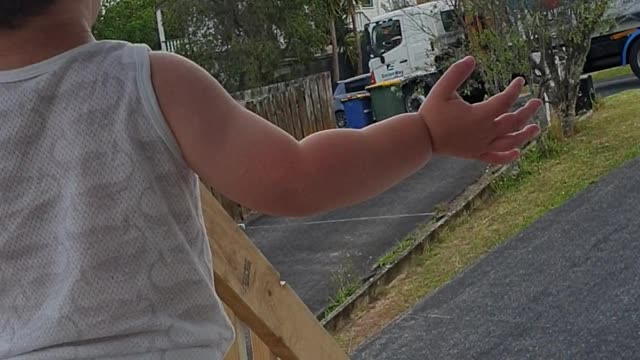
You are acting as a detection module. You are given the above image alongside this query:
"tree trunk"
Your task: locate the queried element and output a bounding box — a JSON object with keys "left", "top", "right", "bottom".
{"left": 558, "top": 73, "right": 580, "bottom": 137}
{"left": 561, "top": 112, "right": 577, "bottom": 137}
{"left": 557, "top": 96, "right": 578, "bottom": 138}
{"left": 329, "top": 16, "right": 341, "bottom": 83}
{"left": 349, "top": 9, "right": 364, "bottom": 74}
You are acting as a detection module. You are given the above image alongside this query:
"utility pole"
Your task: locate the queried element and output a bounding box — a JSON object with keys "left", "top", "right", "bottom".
{"left": 156, "top": 8, "right": 168, "bottom": 51}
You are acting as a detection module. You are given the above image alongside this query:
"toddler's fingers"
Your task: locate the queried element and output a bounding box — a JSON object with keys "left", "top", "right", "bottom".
{"left": 430, "top": 56, "right": 476, "bottom": 99}
{"left": 478, "top": 149, "right": 521, "bottom": 164}
{"left": 494, "top": 99, "right": 543, "bottom": 136}
{"left": 477, "top": 78, "right": 525, "bottom": 119}
{"left": 487, "top": 124, "right": 541, "bottom": 153}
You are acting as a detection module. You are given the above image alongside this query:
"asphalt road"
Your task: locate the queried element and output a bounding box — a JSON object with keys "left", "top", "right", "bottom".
{"left": 355, "top": 157, "right": 640, "bottom": 359}
{"left": 246, "top": 156, "right": 487, "bottom": 314}
{"left": 595, "top": 74, "right": 640, "bottom": 97}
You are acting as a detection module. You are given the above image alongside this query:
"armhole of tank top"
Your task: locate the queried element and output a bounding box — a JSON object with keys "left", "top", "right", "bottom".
{"left": 132, "top": 45, "right": 188, "bottom": 166}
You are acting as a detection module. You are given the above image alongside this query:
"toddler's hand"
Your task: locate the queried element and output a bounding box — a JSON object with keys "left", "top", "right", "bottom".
{"left": 420, "top": 56, "right": 543, "bottom": 164}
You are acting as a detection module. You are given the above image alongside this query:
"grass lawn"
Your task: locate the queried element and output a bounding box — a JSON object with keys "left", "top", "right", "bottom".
{"left": 334, "top": 90, "right": 640, "bottom": 353}
{"left": 590, "top": 65, "right": 633, "bottom": 82}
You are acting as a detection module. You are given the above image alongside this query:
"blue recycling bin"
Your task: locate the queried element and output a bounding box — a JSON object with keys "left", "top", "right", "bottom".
{"left": 341, "top": 91, "right": 373, "bottom": 129}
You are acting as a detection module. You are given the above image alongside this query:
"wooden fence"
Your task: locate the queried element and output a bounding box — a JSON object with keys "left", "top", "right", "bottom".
{"left": 213, "top": 72, "right": 337, "bottom": 222}
{"left": 200, "top": 183, "right": 350, "bottom": 360}
{"left": 234, "top": 71, "right": 336, "bottom": 140}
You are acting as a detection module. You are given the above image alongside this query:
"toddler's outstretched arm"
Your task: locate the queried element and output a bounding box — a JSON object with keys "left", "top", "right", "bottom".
{"left": 150, "top": 53, "right": 541, "bottom": 217}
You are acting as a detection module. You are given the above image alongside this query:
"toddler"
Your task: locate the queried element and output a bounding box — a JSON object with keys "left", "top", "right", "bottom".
{"left": 0, "top": 1, "right": 541, "bottom": 359}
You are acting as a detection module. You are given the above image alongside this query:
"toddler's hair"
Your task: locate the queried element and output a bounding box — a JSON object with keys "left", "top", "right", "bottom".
{"left": 0, "top": 0, "right": 57, "bottom": 29}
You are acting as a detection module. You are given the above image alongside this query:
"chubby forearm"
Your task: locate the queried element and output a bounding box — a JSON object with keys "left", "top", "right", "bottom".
{"left": 276, "top": 113, "right": 432, "bottom": 216}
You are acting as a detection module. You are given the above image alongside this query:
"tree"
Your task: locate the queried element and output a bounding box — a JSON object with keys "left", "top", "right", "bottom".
{"left": 327, "top": 0, "right": 342, "bottom": 82}
{"left": 93, "top": 0, "right": 160, "bottom": 49}
{"left": 344, "top": 0, "right": 364, "bottom": 74}
{"left": 528, "top": 1, "right": 611, "bottom": 137}
{"left": 458, "top": 0, "right": 613, "bottom": 137}
{"left": 327, "top": 0, "right": 367, "bottom": 80}
{"left": 333, "top": 1, "right": 364, "bottom": 77}
{"left": 162, "top": 0, "right": 330, "bottom": 92}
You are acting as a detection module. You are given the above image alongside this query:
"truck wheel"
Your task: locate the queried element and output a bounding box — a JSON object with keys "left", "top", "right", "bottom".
{"left": 402, "top": 82, "right": 426, "bottom": 113}
{"left": 630, "top": 39, "right": 640, "bottom": 80}
{"left": 462, "top": 81, "right": 487, "bottom": 104}
{"left": 335, "top": 111, "right": 347, "bottom": 128}
{"left": 462, "top": 87, "right": 487, "bottom": 104}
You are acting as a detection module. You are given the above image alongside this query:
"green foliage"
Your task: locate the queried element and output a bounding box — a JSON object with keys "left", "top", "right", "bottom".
{"left": 470, "top": 28, "right": 530, "bottom": 95}
{"left": 434, "top": 203, "right": 449, "bottom": 217}
{"left": 326, "top": 0, "right": 367, "bottom": 76}
{"left": 592, "top": 94, "right": 604, "bottom": 112}
{"left": 376, "top": 236, "right": 416, "bottom": 269}
{"left": 491, "top": 132, "right": 562, "bottom": 193}
{"left": 325, "top": 282, "right": 360, "bottom": 317}
{"left": 457, "top": 0, "right": 613, "bottom": 137}
{"left": 325, "top": 263, "right": 360, "bottom": 317}
{"left": 162, "top": 0, "right": 330, "bottom": 92}
{"left": 93, "top": 0, "right": 160, "bottom": 49}
{"left": 340, "top": 31, "right": 359, "bottom": 69}
{"left": 590, "top": 65, "right": 633, "bottom": 82}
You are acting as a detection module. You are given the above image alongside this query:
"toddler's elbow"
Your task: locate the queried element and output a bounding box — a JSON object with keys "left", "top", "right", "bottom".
{"left": 263, "top": 182, "right": 322, "bottom": 218}
{"left": 260, "top": 165, "right": 325, "bottom": 218}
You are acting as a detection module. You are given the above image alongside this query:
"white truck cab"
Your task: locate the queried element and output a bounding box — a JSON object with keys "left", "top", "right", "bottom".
{"left": 364, "top": 1, "right": 475, "bottom": 112}
{"left": 366, "top": 1, "right": 460, "bottom": 86}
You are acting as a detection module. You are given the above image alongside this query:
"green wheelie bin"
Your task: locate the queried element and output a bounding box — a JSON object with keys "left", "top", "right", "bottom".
{"left": 366, "top": 79, "right": 406, "bottom": 122}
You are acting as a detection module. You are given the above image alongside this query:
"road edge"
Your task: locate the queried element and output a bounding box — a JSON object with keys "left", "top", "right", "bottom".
{"left": 318, "top": 161, "right": 514, "bottom": 331}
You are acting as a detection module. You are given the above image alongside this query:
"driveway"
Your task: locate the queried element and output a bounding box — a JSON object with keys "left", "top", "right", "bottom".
{"left": 245, "top": 156, "right": 487, "bottom": 314}
{"left": 355, "top": 158, "right": 640, "bottom": 359}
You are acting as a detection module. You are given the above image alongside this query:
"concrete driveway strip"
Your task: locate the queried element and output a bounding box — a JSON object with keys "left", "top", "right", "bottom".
{"left": 355, "top": 158, "right": 640, "bottom": 360}
{"left": 245, "top": 156, "right": 487, "bottom": 314}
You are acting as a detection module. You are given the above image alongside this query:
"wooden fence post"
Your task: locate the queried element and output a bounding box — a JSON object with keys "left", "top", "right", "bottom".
{"left": 201, "top": 183, "right": 350, "bottom": 360}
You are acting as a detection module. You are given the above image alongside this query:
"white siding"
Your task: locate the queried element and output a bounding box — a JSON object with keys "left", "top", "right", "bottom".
{"left": 356, "top": 0, "right": 418, "bottom": 31}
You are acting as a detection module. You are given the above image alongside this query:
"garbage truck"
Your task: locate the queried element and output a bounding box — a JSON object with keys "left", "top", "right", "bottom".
{"left": 586, "top": 0, "right": 640, "bottom": 77}
{"left": 364, "top": 0, "right": 470, "bottom": 112}
{"left": 364, "top": 0, "right": 640, "bottom": 112}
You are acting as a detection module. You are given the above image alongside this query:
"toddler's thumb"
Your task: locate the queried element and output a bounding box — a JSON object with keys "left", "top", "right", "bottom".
{"left": 430, "top": 56, "right": 476, "bottom": 98}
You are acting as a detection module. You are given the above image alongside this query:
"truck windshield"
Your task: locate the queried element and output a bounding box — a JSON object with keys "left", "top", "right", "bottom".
{"left": 441, "top": 10, "right": 461, "bottom": 33}
{"left": 371, "top": 20, "right": 402, "bottom": 57}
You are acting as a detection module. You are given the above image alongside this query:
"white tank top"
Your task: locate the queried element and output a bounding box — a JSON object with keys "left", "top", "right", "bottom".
{"left": 0, "top": 40, "right": 234, "bottom": 359}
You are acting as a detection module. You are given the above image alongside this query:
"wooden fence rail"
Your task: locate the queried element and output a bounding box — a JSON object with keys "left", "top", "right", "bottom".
{"left": 214, "top": 72, "right": 337, "bottom": 222}
{"left": 200, "top": 183, "right": 349, "bottom": 360}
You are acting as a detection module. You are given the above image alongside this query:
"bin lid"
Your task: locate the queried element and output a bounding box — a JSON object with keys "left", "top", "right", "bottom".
{"left": 366, "top": 79, "right": 402, "bottom": 90}
{"left": 340, "top": 91, "right": 371, "bottom": 102}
